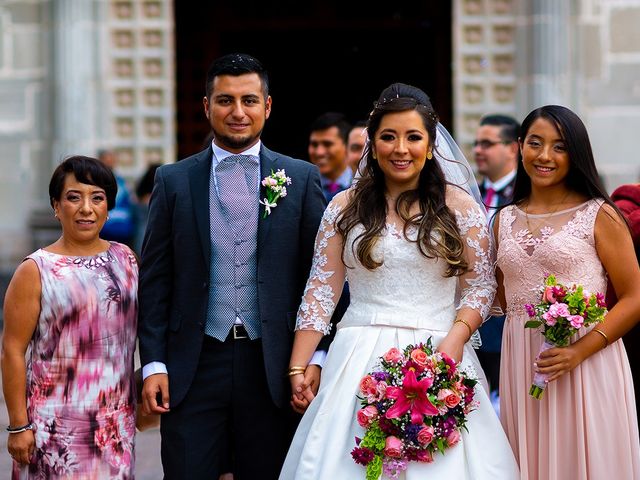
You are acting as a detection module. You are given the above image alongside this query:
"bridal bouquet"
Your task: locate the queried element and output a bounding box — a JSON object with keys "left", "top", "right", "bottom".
{"left": 351, "top": 339, "right": 478, "bottom": 480}
{"left": 524, "top": 274, "right": 608, "bottom": 399}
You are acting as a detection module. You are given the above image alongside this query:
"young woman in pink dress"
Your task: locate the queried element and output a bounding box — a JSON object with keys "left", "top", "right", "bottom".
{"left": 2, "top": 156, "right": 138, "bottom": 479}
{"left": 495, "top": 105, "right": 640, "bottom": 479}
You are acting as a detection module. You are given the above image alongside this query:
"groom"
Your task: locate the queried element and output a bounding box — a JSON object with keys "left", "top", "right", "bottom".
{"left": 138, "top": 53, "right": 342, "bottom": 479}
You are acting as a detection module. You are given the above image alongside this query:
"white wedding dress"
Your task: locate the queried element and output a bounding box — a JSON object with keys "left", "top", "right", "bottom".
{"left": 279, "top": 187, "right": 519, "bottom": 480}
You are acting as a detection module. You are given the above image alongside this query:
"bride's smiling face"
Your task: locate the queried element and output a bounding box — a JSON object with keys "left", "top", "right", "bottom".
{"left": 372, "top": 110, "right": 431, "bottom": 190}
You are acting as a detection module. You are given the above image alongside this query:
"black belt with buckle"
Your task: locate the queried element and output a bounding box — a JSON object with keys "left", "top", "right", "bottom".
{"left": 232, "top": 324, "right": 248, "bottom": 340}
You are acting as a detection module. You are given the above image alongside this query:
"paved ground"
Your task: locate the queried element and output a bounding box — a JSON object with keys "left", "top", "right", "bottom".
{"left": 0, "top": 336, "right": 164, "bottom": 479}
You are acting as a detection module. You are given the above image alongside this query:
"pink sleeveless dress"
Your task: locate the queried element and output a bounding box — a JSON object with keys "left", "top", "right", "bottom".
{"left": 497, "top": 200, "right": 640, "bottom": 479}
{"left": 13, "top": 242, "right": 138, "bottom": 480}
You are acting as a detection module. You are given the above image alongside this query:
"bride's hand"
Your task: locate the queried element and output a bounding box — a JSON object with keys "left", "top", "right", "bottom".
{"left": 437, "top": 332, "right": 467, "bottom": 363}
{"left": 290, "top": 373, "right": 315, "bottom": 414}
{"left": 438, "top": 318, "right": 475, "bottom": 362}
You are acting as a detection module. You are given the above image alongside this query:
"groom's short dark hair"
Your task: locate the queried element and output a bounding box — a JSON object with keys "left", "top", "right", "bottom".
{"left": 205, "top": 53, "right": 269, "bottom": 100}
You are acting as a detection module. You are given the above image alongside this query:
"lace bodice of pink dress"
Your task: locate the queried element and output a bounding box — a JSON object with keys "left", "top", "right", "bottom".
{"left": 497, "top": 200, "right": 640, "bottom": 480}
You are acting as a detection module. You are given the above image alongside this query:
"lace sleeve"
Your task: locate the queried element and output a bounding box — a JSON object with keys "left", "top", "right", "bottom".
{"left": 295, "top": 194, "right": 347, "bottom": 334}
{"left": 449, "top": 188, "right": 497, "bottom": 321}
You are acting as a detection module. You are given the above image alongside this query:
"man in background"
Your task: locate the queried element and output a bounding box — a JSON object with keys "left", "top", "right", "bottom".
{"left": 473, "top": 114, "right": 520, "bottom": 407}
{"left": 346, "top": 120, "right": 367, "bottom": 175}
{"left": 98, "top": 149, "right": 135, "bottom": 246}
{"left": 475, "top": 114, "right": 519, "bottom": 221}
{"left": 308, "top": 112, "right": 352, "bottom": 201}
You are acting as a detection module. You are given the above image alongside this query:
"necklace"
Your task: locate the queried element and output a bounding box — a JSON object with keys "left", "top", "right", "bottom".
{"left": 523, "top": 192, "right": 571, "bottom": 236}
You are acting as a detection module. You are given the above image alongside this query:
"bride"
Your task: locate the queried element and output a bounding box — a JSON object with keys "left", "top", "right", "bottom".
{"left": 279, "top": 83, "right": 519, "bottom": 479}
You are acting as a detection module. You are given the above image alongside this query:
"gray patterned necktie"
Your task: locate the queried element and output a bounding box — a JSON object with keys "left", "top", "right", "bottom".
{"left": 214, "top": 155, "right": 259, "bottom": 233}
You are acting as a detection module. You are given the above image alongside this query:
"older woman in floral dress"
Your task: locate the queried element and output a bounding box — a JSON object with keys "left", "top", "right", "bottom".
{"left": 2, "top": 156, "right": 138, "bottom": 479}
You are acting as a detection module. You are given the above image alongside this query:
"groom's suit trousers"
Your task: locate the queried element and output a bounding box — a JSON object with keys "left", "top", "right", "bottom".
{"left": 160, "top": 333, "right": 299, "bottom": 479}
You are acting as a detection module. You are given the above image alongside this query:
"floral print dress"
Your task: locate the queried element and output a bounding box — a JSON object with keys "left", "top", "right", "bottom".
{"left": 13, "top": 242, "right": 138, "bottom": 480}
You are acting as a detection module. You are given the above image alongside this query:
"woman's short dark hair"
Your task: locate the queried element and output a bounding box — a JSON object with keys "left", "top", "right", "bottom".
{"left": 49, "top": 155, "right": 117, "bottom": 210}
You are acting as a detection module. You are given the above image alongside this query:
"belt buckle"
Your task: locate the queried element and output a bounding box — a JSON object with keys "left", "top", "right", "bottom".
{"left": 233, "top": 324, "right": 248, "bottom": 340}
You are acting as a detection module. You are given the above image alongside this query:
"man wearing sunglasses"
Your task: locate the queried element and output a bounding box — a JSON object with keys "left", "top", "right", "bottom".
{"left": 473, "top": 114, "right": 520, "bottom": 412}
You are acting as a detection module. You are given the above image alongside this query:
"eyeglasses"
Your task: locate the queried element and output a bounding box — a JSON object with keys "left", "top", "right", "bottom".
{"left": 473, "top": 139, "right": 511, "bottom": 150}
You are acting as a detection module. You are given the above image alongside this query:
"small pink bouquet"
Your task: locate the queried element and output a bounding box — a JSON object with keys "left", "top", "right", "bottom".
{"left": 351, "top": 339, "right": 478, "bottom": 479}
{"left": 524, "top": 274, "right": 607, "bottom": 399}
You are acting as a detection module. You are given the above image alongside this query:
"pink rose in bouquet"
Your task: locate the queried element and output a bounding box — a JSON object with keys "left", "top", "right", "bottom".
{"left": 524, "top": 274, "right": 607, "bottom": 399}
{"left": 383, "top": 348, "right": 403, "bottom": 363}
{"left": 384, "top": 436, "right": 403, "bottom": 458}
{"left": 357, "top": 405, "right": 379, "bottom": 428}
{"left": 417, "top": 426, "right": 435, "bottom": 446}
{"left": 416, "top": 449, "right": 434, "bottom": 463}
{"left": 446, "top": 429, "right": 461, "bottom": 446}
{"left": 438, "top": 389, "right": 461, "bottom": 409}
{"left": 410, "top": 348, "right": 429, "bottom": 368}
{"left": 543, "top": 286, "right": 557, "bottom": 304}
{"left": 351, "top": 339, "right": 478, "bottom": 479}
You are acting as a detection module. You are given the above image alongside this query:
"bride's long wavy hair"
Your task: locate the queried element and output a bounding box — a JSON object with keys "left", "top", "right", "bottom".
{"left": 336, "top": 83, "right": 468, "bottom": 276}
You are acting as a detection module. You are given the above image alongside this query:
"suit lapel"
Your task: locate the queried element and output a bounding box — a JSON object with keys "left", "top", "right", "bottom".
{"left": 189, "top": 147, "right": 213, "bottom": 264}
{"left": 257, "top": 146, "right": 278, "bottom": 249}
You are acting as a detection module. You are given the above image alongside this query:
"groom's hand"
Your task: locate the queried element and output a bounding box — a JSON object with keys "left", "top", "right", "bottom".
{"left": 290, "top": 373, "right": 315, "bottom": 414}
{"left": 301, "top": 364, "right": 322, "bottom": 396}
{"left": 142, "top": 373, "right": 170, "bottom": 414}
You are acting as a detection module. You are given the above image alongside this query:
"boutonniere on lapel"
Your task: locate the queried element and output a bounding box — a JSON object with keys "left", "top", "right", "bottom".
{"left": 259, "top": 169, "right": 292, "bottom": 218}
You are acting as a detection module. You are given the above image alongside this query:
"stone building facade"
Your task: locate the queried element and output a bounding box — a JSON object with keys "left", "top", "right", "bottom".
{"left": 454, "top": 0, "right": 640, "bottom": 189}
{"left": 0, "top": 0, "right": 639, "bottom": 266}
{"left": 0, "top": 0, "right": 174, "bottom": 267}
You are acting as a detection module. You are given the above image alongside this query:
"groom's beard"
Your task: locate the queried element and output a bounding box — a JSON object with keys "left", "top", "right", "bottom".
{"left": 212, "top": 127, "right": 264, "bottom": 151}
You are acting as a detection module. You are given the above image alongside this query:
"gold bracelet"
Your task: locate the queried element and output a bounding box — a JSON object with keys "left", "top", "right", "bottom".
{"left": 454, "top": 318, "right": 473, "bottom": 337}
{"left": 592, "top": 328, "right": 609, "bottom": 348}
{"left": 287, "top": 366, "right": 306, "bottom": 377}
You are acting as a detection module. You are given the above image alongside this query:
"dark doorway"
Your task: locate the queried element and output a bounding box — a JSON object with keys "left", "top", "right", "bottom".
{"left": 174, "top": 1, "right": 452, "bottom": 161}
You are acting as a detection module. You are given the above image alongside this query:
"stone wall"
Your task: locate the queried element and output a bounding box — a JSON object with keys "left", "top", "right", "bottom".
{"left": 0, "top": 0, "right": 175, "bottom": 268}
{"left": 453, "top": 0, "right": 518, "bottom": 159}
{"left": 0, "top": 0, "right": 52, "bottom": 270}
{"left": 576, "top": 0, "right": 640, "bottom": 190}
{"left": 453, "top": 0, "right": 640, "bottom": 192}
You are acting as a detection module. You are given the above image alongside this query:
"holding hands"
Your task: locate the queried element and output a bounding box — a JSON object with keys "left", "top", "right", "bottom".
{"left": 289, "top": 364, "right": 321, "bottom": 414}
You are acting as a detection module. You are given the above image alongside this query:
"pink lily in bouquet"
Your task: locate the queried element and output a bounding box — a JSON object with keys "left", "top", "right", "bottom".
{"left": 385, "top": 369, "right": 439, "bottom": 424}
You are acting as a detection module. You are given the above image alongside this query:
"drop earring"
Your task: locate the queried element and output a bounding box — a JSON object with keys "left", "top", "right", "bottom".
{"left": 426, "top": 151, "right": 433, "bottom": 160}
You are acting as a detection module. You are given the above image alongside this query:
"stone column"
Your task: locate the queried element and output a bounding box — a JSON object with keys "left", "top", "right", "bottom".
{"left": 51, "top": 0, "right": 99, "bottom": 163}
{"left": 516, "top": 0, "right": 576, "bottom": 114}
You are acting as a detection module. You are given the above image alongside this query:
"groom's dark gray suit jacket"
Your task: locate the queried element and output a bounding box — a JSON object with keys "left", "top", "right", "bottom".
{"left": 138, "top": 145, "right": 343, "bottom": 409}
